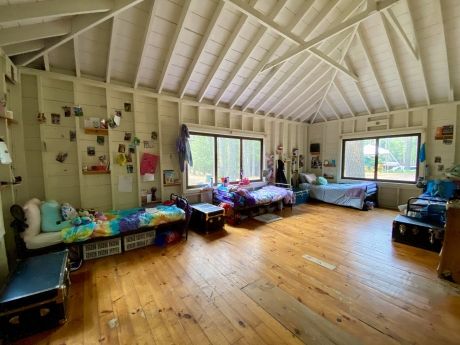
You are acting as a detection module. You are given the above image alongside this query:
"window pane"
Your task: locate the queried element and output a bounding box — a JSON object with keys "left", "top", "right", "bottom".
{"left": 242, "top": 139, "right": 261, "bottom": 180}
{"left": 343, "top": 139, "right": 377, "bottom": 179}
{"left": 188, "top": 135, "right": 215, "bottom": 186}
{"left": 377, "top": 136, "right": 418, "bottom": 182}
{"left": 217, "top": 137, "right": 240, "bottom": 182}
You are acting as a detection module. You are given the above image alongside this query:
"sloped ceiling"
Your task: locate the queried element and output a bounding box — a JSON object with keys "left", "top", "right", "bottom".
{"left": 1, "top": 0, "right": 458, "bottom": 123}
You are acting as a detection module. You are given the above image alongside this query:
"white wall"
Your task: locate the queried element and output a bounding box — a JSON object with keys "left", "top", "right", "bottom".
{"left": 13, "top": 69, "right": 308, "bottom": 207}
{"left": 307, "top": 103, "right": 460, "bottom": 209}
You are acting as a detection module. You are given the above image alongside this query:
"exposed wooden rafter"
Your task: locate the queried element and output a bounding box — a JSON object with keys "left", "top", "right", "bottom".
{"left": 344, "top": 56, "right": 371, "bottom": 114}
{"left": 405, "top": 0, "right": 430, "bottom": 105}
{"left": 434, "top": 0, "right": 454, "bottom": 102}
{"left": 73, "top": 37, "right": 81, "bottom": 78}
{"left": 133, "top": 0, "right": 159, "bottom": 89}
{"left": 197, "top": 13, "right": 248, "bottom": 102}
{"left": 213, "top": 0, "right": 291, "bottom": 107}
{"left": 264, "top": 1, "right": 366, "bottom": 117}
{"left": 380, "top": 12, "right": 409, "bottom": 108}
{"left": 299, "top": 0, "right": 339, "bottom": 39}
{"left": 0, "top": 0, "right": 112, "bottom": 26}
{"left": 106, "top": 17, "right": 118, "bottom": 83}
{"left": 179, "top": 1, "right": 226, "bottom": 98}
{"left": 240, "top": 64, "right": 279, "bottom": 112}
{"left": 2, "top": 40, "right": 45, "bottom": 57}
{"left": 325, "top": 98, "right": 341, "bottom": 120}
{"left": 15, "top": 0, "right": 144, "bottom": 66}
{"left": 43, "top": 54, "right": 50, "bottom": 72}
{"left": 289, "top": 75, "right": 332, "bottom": 120}
{"left": 226, "top": 0, "right": 359, "bottom": 82}
{"left": 262, "top": 0, "right": 399, "bottom": 71}
{"left": 356, "top": 28, "right": 390, "bottom": 112}
{"left": 333, "top": 81, "right": 356, "bottom": 117}
{"left": 311, "top": 26, "right": 358, "bottom": 123}
{"left": 300, "top": 101, "right": 322, "bottom": 122}
{"left": 0, "top": 20, "right": 70, "bottom": 47}
{"left": 157, "top": 0, "right": 192, "bottom": 93}
{"left": 383, "top": 7, "right": 417, "bottom": 59}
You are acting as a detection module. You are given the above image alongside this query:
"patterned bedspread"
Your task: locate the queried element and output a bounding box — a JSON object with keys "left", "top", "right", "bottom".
{"left": 214, "top": 185, "right": 294, "bottom": 209}
{"left": 61, "top": 205, "right": 185, "bottom": 243}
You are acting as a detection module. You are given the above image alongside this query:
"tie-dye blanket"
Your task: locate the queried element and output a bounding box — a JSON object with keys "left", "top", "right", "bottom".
{"left": 61, "top": 205, "right": 186, "bottom": 243}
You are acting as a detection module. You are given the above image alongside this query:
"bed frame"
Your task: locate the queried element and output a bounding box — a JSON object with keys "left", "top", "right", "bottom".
{"left": 9, "top": 194, "right": 192, "bottom": 265}
{"left": 214, "top": 183, "right": 294, "bottom": 225}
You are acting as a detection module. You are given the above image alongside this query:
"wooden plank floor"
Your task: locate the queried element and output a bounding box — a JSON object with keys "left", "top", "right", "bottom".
{"left": 16, "top": 202, "right": 460, "bottom": 345}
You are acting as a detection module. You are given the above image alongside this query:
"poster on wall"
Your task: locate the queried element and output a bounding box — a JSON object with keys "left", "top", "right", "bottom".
{"left": 435, "top": 125, "right": 454, "bottom": 144}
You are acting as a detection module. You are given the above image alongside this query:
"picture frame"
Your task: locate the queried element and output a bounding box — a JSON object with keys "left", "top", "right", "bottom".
{"left": 163, "top": 170, "right": 176, "bottom": 185}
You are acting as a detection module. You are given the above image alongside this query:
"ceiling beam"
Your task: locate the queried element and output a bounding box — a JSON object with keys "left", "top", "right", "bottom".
{"left": 226, "top": 0, "right": 360, "bottom": 82}
{"left": 229, "top": 37, "right": 283, "bottom": 109}
{"left": 178, "top": 1, "right": 226, "bottom": 98}
{"left": 0, "top": 0, "right": 112, "bottom": 26}
{"left": 262, "top": 1, "right": 365, "bottom": 117}
{"left": 312, "top": 27, "right": 358, "bottom": 121}
{"left": 0, "top": 20, "right": 70, "bottom": 46}
{"left": 214, "top": 0, "right": 287, "bottom": 106}
{"left": 106, "top": 17, "right": 118, "bottom": 83}
{"left": 289, "top": 0, "right": 315, "bottom": 32}
{"left": 197, "top": 13, "right": 248, "bottom": 102}
{"left": 73, "top": 37, "right": 81, "bottom": 78}
{"left": 15, "top": 0, "right": 144, "bottom": 67}
{"left": 297, "top": 100, "right": 321, "bottom": 122}
{"left": 157, "top": 0, "right": 192, "bottom": 93}
{"left": 405, "top": 0, "right": 430, "bottom": 105}
{"left": 214, "top": 27, "right": 266, "bottom": 105}
{"left": 380, "top": 13, "right": 409, "bottom": 108}
{"left": 262, "top": 0, "right": 399, "bottom": 71}
{"left": 133, "top": 0, "right": 159, "bottom": 88}
{"left": 356, "top": 28, "right": 390, "bottom": 111}
{"left": 325, "top": 98, "right": 341, "bottom": 120}
{"left": 299, "top": 0, "right": 339, "bottom": 39}
{"left": 2, "top": 40, "right": 45, "bottom": 56}
{"left": 289, "top": 75, "right": 332, "bottom": 120}
{"left": 383, "top": 7, "right": 417, "bottom": 60}
{"left": 271, "top": 31, "right": 353, "bottom": 117}
{"left": 240, "top": 64, "right": 279, "bottom": 112}
{"left": 333, "top": 81, "right": 355, "bottom": 117}
{"left": 43, "top": 54, "right": 50, "bottom": 72}
{"left": 344, "top": 56, "right": 371, "bottom": 114}
{"left": 434, "top": 0, "right": 454, "bottom": 102}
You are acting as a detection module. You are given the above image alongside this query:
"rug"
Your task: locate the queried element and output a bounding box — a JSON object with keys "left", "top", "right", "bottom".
{"left": 253, "top": 213, "right": 283, "bottom": 223}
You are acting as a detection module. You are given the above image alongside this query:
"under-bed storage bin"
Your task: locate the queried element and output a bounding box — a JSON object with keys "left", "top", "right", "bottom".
{"left": 123, "top": 230, "right": 156, "bottom": 251}
{"left": 82, "top": 238, "right": 122, "bottom": 260}
{"left": 294, "top": 189, "right": 309, "bottom": 205}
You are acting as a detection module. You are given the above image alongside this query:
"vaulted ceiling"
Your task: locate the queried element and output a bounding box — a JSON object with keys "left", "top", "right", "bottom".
{"left": 0, "top": 0, "right": 458, "bottom": 123}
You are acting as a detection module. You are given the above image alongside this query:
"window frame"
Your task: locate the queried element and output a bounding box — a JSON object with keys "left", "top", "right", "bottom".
{"left": 341, "top": 133, "right": 421, "bottom": 184}
{"left": 186, "top": 132, "right": 263, "bottom": 189}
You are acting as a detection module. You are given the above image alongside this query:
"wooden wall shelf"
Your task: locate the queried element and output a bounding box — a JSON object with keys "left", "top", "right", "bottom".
{"left": 84, "top": 128, "right": 108, "bottom": 135}
{"left": 82, "top": 170, "right": 110, "bottom": 175}
{"left": 0, "top": 115, "right": 17, "bottom": 125}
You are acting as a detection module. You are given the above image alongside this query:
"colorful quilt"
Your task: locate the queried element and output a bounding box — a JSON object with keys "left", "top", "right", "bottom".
{"left": 61, "top": 205, "right": 186, "bottom": 243}
{"left": 213, "top": 185, "right": 294, "bottom": 209}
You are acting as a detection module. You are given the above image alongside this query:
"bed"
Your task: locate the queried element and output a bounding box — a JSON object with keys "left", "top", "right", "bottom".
{"left": 10, "top": 194, "right": 192, "bottom": 261}
{"left": 213, "top": 183, "right": 294, "bottom": 223}
{"left": 299, "top": 181, "right": 378, "bottom": 210}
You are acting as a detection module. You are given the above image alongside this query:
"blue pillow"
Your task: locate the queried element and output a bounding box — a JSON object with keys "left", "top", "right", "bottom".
{"left": 425, "top": 180, "right": 456, "bottom": 199}
{"left": 41, "top": 200, "right": 73, "bottom": 232}
{"left": 316, "top": 176, "right": 328, "bottom": 185}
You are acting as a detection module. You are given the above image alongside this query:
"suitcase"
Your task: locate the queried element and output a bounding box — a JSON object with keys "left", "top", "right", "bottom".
{"left": 0, "top": 250, "right": 70, "bottom": 341}
{"left": 190, "top": 203, "right": 225, "bottom": 233}
{"left": 392, "top": 215, "right": 444, "bottom": 252}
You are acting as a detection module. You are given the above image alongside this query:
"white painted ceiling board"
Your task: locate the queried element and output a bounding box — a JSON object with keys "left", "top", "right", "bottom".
{"left": 3, "top": 0, "right": 459, "bottom": 122}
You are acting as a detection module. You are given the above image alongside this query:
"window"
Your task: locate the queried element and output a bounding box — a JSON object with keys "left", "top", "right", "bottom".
{"left": 186, "top": 133, "right": 262, "bottom": 188}
{"left": 342, "top": 134, "right": 420, "bottom": 183}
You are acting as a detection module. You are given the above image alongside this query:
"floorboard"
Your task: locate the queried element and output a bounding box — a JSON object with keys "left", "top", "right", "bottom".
{"left": 14, "top": 202, "right": 460, "bottom": 345}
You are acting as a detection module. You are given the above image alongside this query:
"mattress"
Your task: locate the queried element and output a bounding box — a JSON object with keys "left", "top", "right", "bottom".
{"left": 214, "top": 185, "right": 294, "bottom": 209}
{"left": 299, "top": 181, "right": 377, "bottom": 210}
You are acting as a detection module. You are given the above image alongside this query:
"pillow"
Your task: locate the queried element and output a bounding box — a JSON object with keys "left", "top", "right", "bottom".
{"left": 299, "top": 173, "right": 309, "bottom": 184}
{"left": 61, "top": 203, "right": 78, "bottom": 221}
{"left": 41, "top": 200, "right": 73, "bottom": 233}
{"left": 316, "top": 176, "right": 328, "bottom": 185}
{"left": 304, "top": 173, "right": 317, "bottom": 184}
{"left": 22, "top": 198, "right": 41, "bottom": 240}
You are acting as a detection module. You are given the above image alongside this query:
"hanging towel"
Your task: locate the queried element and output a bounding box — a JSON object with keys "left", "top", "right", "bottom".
{"left": 176, "top": 124, "right": 193, "bottom": 172}
{"left": 140, "top": 153, "right": 159, "bottom": 175}
{"left": 419, "top": 143, "right": 426, "bottom": 162}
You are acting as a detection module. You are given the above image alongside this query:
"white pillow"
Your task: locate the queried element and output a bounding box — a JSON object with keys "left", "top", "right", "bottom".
{"left": 22, "top": 198, "right": 41, "bottom": 240}
{"left": 305, "top": 173, "right": 317, "bottom": 184}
